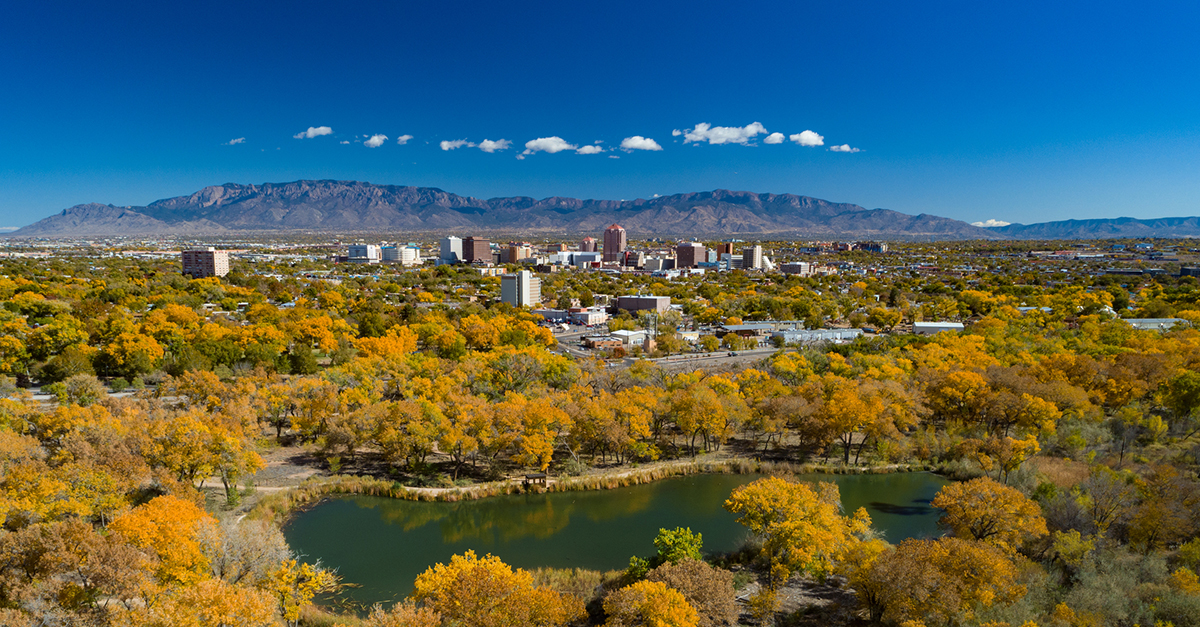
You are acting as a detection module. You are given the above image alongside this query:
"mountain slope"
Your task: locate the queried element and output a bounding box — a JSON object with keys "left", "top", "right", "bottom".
{"left": 991, "top": 216, "right": 1200, "bottom": 239}
{"left": 9, "top": 180, "right": 996, "bottom": 239}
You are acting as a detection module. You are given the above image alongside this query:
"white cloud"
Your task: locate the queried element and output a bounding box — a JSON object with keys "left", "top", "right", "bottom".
{"left": 440, "top": 139, "right": 476, "bottom": 151}
{"left": 0, "top": 227, "right": 18, "bottom": 232}
{"left": 293, "top": 126, "right": 333, "bottom": 139}
{"left": 608, "top": 155, "right": 620, "bottom": 159}
{"left": 364, "top": 134, "right": 388, "bottom": 148}
{"left": 522, "top": 136, "right": 577, "bottom": 154}
{"left": 829, "top": 144, "right": 860, "bottom": 153}
{"left": 682, "top": 122, "right": 768, "bottom": 145}
{"left": 478, "top": 139, "right": 512, "bottom": 153}
{"left": 340, "top": 141, "right": 350, "bottom": 144}
{"left": 620, "top": 136, "right": 663, "bottom": 151}
{"left": 971, "top": 219, "right": 1012, "bottom": 228}
{"left": 576, "top": 145, "right": 605, "bottom": 154}
{"left": 395, "top": 134, "right": 413, "bottom": 145}
{"left": 790, "top": 130, "right": 824, "bottom": 146}
{"left": 515, "top": 154, "right": 526, "bottom": 160}
{"left": 763, "top": 133, "right": 785, "bottom": 145}
{"left": 224, "top": 137, "right": 245, "bottom": 145}
{"left": 671, "top": 129, "right": 682, "bottom": 136}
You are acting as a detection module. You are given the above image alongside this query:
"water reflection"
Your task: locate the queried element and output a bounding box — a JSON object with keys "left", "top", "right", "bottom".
{"left": 286, "top": 472, "right": 950, "bottom": 606}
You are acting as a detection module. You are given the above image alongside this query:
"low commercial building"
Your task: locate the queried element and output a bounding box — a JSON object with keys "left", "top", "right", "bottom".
{"left": 569, "top": 307, "right": 608, "bottom": 325}
{"left": 610, "top": 329, "right": 648, "bottom": 346}
{"left": 1125, "top": 318, "right": 1188, "bottom": 331}
{"left": 348, "top": 244, "right": 382, "bottom": 263}
{"left": 716, "top": 323, "right": 775, "bottom": 338}
{"left": 913, "top": 321, "right": 965, "bottom": 335}
{"left": 772, "top": 328, "right": 863, "bottom": 344}
{"left": 582, "top": 336, "right": 622, "bottom": 350}
{"left": 615, "top": 295, "right": 671, "bottom": 314}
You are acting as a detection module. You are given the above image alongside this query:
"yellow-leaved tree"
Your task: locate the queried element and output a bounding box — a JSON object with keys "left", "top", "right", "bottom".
{"left": 267, "top": 558, "right": 340, "bottom": 627}
{"left": 411, "top": 550, "right": 585, "bottom": 627}
{"left": 724, "top": 476, "right": 871, "bottom": 586}
{"left": 931, "top": 477, "right": 1047, "bottom": 552}
{"left": 852, "top": 537, "right": 1026, "bottom": 626}
{"left": 603, "top": 579, "right": 699, "bottom": 627}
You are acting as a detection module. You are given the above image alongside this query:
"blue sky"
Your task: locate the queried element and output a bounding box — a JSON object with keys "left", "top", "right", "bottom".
{"left": 2, "top": 1, "right": 1198, "bottom": 228}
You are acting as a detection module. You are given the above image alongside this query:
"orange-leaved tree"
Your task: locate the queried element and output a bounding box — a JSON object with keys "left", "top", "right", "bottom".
{"left": 109, "top": 495, "right": 215, "bottom": 586}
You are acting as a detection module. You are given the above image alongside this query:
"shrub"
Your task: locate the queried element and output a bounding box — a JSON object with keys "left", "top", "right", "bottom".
{"left": 646, "top": 558, "right": 738, "bottom": 627}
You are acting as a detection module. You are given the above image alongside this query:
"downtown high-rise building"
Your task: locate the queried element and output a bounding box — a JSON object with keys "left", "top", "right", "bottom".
{"left": 500, "top": 270, "right": 541, "bottom": 307}
{"left": 440, "top": 236, "right": 463, "bottom": 263}
{"left": 463, "top": 237, "right": 491, "bottom": 263}
{"left": 580, "top": 237, "right": 597, "bottom": 252}
{"left": 603, "top": 224, "right": 626, "bottom": 263}
{"left": 742, "top": 245, "right": 763, "bottom": 270}
{"left": 676, "top": 242, "right": 706, "bottom": 268}
{"left": 182, "top": 247, "right": 229, "bottom": 278}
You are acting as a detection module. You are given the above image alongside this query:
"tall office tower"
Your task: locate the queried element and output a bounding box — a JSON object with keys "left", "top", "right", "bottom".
{"left": 675, "top": 242, "right": 706, "bottom": 268}
{"left": 742, "top": 245, "right": 763, "bottom": 270}
{"left": 580, "top": 237, "right": 597, "bottom": 252}
{"left": 463, "top": 236, "right": 491, "bottom": 263}
{"left": 717, "top": 243, "right": 735, "bottom": 257}
{"left": 440, "top": 236, "right": 463, "bottom": 263}
{"left": 603, "top": 224, "right": 626, "bottom": 263}
{"left": 500, "top": 270, "right": 541, "bottom": 307}
{"left": 182, "top": 247, "right": 229, "bottom": 278}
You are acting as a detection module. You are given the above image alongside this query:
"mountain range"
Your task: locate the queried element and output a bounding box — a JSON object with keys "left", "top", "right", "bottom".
{"left": 7, "top": 180, "right": 1199, "bottom": 240}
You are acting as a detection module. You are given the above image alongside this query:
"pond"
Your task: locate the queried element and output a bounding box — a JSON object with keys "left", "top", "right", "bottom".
{"left": 284, "top": 472, "right": 950, "bottom": 607}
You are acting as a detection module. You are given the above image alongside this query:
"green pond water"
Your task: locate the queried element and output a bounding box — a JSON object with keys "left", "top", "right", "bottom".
{"left": 284, "top": 472, "right": 950, "bottom": 607}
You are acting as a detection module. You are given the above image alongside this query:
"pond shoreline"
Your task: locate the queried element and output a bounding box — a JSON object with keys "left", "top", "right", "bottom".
{"left": 249, "top": 457, "right": 938, "bottom": 525}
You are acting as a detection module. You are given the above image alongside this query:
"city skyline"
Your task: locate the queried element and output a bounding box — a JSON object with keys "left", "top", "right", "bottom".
{"left": 2, "top": 2, "right": 1199, "bottom": 229}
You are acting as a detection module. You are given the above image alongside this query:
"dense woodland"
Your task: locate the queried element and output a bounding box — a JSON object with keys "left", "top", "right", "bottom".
{"left": 1, "top": 242, "right": 1200, "bottom": 626}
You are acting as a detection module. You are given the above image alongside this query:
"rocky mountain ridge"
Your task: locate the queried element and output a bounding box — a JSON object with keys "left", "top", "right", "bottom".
{"left": 9, "top": 181, "right": 993, "bottom": 239}
{"left": 10, "top": 180, "right": 1198, "bottom": 239}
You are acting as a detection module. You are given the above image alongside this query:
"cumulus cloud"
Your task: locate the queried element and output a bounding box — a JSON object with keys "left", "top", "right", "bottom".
{"left": 440, "top": 139, "right": 476, "bottom": 151}
{"left": 971, "top": 219, "right": 1012, "bottom": 228}
{"left": 340, "top": 141, "right": 350, "bottom": 144}
{"left": 224, "top": 137, "right": 245, "bottom": 145}
{"left": 293, "top": 126, "right": 333, "bottom": 139}
{"left": 395, "top": 134, "right": 413, "bottom": 145}
{"left": 576, "top": 145, "right": 605, "bottom": 154}
{"left": 763, "top": 133, "right": 785, "bottom": 145}
{"left": 671, "top": 129, "right": 682, "bottom": 136}
{"left": 620, "top": 136, "right": 663, "bottom": 151}
{"left": 790, "top": 130, "right": 824, "bottom": 146}
{"left": 522, "top": 136, "right": 577, "bottom": 154}
{"left": 478, "top": 139, "right": 511, "bottom": 153}
{"left": 364, "top": 134, "right": 388, "bottom": 148}
{"left": 681, "top": 122, "right": 768, "bottom": 145}
{"left": 829, "top": 144, "right": 860, "bottom": 153}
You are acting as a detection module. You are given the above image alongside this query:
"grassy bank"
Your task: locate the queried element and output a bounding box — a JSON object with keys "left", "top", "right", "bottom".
{"left": 248, "top": 457, "right": 935, "bottom": 525}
